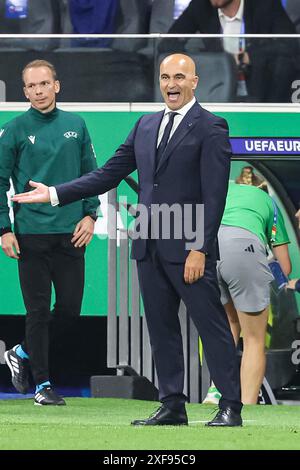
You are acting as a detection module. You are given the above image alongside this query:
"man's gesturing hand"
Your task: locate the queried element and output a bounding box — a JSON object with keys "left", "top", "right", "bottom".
{"left": 184, "top": 250, "right": 206, "bottom": 284}
{"left": 11, "top": 181, "right": 50, "bottom": 204}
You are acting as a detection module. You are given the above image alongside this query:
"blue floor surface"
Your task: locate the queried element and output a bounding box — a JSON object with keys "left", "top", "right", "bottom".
{"left": 0, "top": 386, "right": 90, "bottom": 400}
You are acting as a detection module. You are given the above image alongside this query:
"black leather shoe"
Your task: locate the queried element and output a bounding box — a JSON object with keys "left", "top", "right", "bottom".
{"left": 131, "top": 404, "right": 188, "bottom": 426}
{"left": 205, "top": 407, "right": 242, "bottom": 427}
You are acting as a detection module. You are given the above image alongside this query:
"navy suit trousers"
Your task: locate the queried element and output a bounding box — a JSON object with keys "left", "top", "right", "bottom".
{"left": 137, "top": 240, "right": 242, "bottom": 412}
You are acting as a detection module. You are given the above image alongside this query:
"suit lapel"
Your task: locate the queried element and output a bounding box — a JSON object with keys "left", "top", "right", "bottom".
{"left": 155, "top": 102, "right": 201, "bottom": 175}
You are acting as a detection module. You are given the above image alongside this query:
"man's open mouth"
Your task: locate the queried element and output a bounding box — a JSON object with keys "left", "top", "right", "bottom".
{"left": 167, "top": 91, "right": 180, "bottom": 101}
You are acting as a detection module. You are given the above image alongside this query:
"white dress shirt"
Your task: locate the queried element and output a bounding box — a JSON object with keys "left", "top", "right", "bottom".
{"left": 49, "top": 185, "right": 59, "bottom": 206}
{"left": 157, "top": 97, "right": 196, "bottom": 147}
{"left": 218, "top": 0, "right": 245, "bottom": 54}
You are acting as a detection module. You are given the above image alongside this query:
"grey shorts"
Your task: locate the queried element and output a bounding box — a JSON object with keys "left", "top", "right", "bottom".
{"left": 217, "top": 226, "right": 274, "bottom": 313}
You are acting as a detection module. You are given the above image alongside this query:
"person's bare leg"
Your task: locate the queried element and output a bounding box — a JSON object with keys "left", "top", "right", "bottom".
{"left": 224, "top": 300, "right": 241, "bottom": 346}
{"left": 237, "top": 307, "right": 269, "bottom": 404}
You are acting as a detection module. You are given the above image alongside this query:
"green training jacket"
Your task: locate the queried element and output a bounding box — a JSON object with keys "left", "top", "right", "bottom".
{"left": 0, "top": 106, "right": 99, "bottom": 234}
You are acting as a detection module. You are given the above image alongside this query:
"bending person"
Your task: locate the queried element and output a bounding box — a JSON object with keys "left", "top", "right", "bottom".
{"left": 204, "top": 170, "right": 291, "bottom": 405}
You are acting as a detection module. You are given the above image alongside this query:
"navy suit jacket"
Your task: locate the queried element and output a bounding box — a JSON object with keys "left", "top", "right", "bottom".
{"left": 56, "top": 102, "right": 231, "bottom": 262}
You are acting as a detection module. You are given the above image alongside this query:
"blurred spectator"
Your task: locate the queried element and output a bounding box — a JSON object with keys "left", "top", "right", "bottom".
{"left": 148, "top": 0, "right": 202, "bottom": 51}
{"left": 235, "top": 165, "right": 267, "bottom": 187}
{"left": 69, "top": 0, "right": 118, "bottom": 47}
{"left": 149, "top": 0, "right": 192, "bottom": 34}
{"left": 0, "top": 0, "right": 70, "bottom": 50}
{"left": 112, "top": 0, "right": 152, "bottom": 52}
{"left": 0, "top": 0, "right": 23, "bottom": 35}
{"left": 284, "top": 0, "right": 300, "bottom": 33}
{"left": 160, "top": 0, "right": 299, "bottom": 102}
{"left": 68, "top": 0, "right": 152, "bottom": 51}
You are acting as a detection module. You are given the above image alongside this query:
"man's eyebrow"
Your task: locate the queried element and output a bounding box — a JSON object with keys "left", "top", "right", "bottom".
{"left": 25, "top": 80, "right": 51, "bottom": 85}
{"left": 160, "top": 73, "right": 186, "bottom": 77}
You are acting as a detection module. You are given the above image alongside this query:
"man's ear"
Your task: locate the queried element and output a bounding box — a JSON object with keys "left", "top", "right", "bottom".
{"left": 55, "top": 80, "right": 60, "bottom": 94}
{"left": 192, "top": 75, "right": 199, "bottom": 90}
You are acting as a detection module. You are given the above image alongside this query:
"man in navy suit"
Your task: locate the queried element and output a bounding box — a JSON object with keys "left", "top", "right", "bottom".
{"left": 12, "top": 54, "right": 243, "bottom": 426}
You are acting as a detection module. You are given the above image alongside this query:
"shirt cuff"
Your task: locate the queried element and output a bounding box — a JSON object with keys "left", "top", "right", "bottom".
{"left": 0, "top": 226, "right": 12, "bottom": 237}
{"left": 49, "top": 186, "right": 59, "bottom": 206}
{"left": 87, "top": 212, "right": 98, "bottom": 221}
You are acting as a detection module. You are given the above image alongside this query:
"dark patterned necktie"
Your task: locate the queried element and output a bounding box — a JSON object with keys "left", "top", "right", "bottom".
{"left": 156, "top": 112, "right": 178, "bottom": 167}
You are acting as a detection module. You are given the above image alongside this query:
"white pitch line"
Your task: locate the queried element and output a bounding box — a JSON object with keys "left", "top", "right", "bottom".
{"left": 189, "top": 420, "right": 256, "bottom": 424}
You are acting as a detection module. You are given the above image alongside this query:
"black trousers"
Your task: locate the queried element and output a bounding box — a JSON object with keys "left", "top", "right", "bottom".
{"left": 16, "top": 234, "right": 85, "bottom": 385}
{"left": 137, "top": 240, "right": 242, "bottom": 412}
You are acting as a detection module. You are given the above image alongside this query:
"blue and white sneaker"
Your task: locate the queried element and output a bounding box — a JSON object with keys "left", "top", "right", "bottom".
{"left": 4, "top": 344, "right": 30, "bottom": 394}
{"left": 34, "top": 386, "right": 66, "bottom": 406}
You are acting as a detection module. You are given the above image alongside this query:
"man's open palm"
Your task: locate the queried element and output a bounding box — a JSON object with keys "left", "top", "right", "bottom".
{"left": 11, "top": 181, "right": 50, "bottom": 204}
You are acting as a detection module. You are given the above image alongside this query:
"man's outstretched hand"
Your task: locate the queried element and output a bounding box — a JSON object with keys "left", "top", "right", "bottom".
{"left": 11, "top": 181, "right": 50, "bottom": 203}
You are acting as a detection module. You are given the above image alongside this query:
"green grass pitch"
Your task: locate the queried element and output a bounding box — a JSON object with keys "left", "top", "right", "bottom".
{"left": 0, "top": 398, "right": 299, "bottom": 450}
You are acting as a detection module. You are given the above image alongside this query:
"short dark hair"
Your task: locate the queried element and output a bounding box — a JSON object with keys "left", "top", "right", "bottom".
{"left": 22, "top": 60, "right": 57, "bottom": 83}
